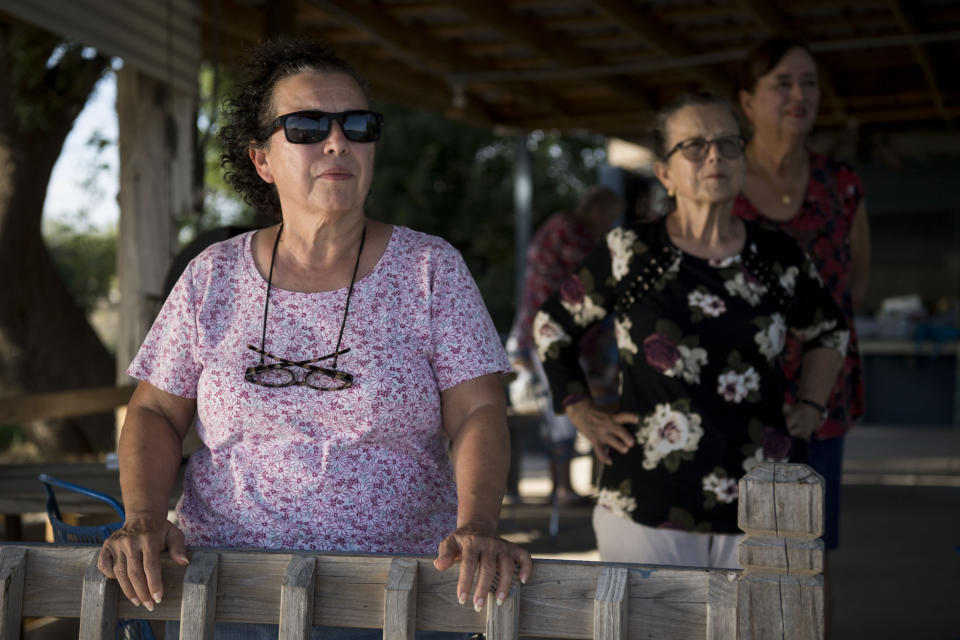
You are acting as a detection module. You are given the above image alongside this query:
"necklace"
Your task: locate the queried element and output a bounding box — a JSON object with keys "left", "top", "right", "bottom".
{"left": 259, "top": 222, "right": 366, "bottom": 369}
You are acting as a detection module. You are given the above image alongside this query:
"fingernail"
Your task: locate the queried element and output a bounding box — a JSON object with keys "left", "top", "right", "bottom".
{"left": 496, "top": 593, "right": 505, "bottom": 606}
{"left": 458, "top": 593, "right": 467, "bottom": 606}
{"left": 520, "top": 574, "right": 528, "bottom": 585}
{"left": 131, "top": 598, "right": 141, "bottom": 607}
{"left": 153, "top": 592, "right": 162, "bottom": 604}
{"left": 143, "top": 600, "right": 154, "bottom": 612}
{"left": 473, "top": 598, "right": 484, "bottom": 612}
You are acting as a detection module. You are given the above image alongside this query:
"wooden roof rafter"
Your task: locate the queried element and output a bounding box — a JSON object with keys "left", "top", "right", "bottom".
{"left": 885, "top": 0, "right": 952, "bottom": 123}
{"left": 587, "top": 0, "right": 732, "bottom": 94}
{"left": 451, "top": 0, "right": 655, "bottom": 112}
{"left": 192, "top": 0, "right": 960, "bottom": 136}
{"left": 307, "top": 0, "right": 573, "bottom": 119}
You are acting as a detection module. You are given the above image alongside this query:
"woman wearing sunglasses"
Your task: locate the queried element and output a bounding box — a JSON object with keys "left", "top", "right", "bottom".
{"left": 98, "top": 36, "right": 531, "bottom": 636}
{"left": 534, "top": 93, "right": 848, "bottom": 568}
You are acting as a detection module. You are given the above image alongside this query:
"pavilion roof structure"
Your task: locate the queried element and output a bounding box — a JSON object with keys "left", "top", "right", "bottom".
{"left": 205, "top": 0, "right": 960, "bottom": 136}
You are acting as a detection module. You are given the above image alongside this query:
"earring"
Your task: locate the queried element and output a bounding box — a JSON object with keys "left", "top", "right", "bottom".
{"left": 667, "top": 188, "right": 675, "bottom": 198}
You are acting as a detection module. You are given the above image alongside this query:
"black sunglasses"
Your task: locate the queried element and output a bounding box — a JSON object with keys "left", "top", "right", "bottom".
{"left": 663, "top": 135, "right": 745, "bottom": 162}
{"left": 263, "top": 109, "right": 384, "bottom": 144}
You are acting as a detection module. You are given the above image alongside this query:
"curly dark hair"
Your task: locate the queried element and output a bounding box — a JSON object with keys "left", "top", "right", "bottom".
{"left": 219, "top": 36, "right": 371, "bottom": 217}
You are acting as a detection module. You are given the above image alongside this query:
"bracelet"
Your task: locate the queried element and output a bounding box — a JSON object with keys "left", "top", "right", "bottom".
{"left": 795, "top": 397, "right": 828, "bottom": 419}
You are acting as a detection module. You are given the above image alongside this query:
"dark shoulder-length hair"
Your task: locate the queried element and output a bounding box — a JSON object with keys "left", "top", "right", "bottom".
{"left": 738, "top": 37, "right": 814, "bottom": 93}
{"left": 652, "top": 92, "right": 743, "bottom": 161}
{"left": 219, "top": 36, "right": 371, "bottom": 218}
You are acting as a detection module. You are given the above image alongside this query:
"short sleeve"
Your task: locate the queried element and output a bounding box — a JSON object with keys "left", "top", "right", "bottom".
{"left": 429, "top": 248, "right": 510, "bottom": 390}
{"left": 127, "top": 262, "right": 202, "bottom": 398}
{"left": 837, "top": 163, "right": 865, "bottom": 220}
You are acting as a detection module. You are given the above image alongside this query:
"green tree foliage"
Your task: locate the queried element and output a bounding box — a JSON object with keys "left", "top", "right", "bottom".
{"left": 366, "top": 102, "right": 607, "bottom": 332}
{"left": 45, "top": 219, "right": 116, "bottom": 312}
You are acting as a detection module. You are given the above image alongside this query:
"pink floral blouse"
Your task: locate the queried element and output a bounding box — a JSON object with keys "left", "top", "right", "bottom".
{"left": 129, "top": 226, "right": 509, "bottom": 553}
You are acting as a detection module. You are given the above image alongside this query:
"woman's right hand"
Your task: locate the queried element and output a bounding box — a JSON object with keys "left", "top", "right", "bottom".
{"left": 98, "top": 511, "right": 190, "bottom": 610}
{"left": 565, "top": 399, "right": 638, "bottom": 465}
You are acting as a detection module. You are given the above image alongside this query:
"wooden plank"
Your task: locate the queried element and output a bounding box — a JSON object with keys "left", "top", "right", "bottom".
{"left": 116, "top": 66, "right": 192, "bottom": 388}
{"left": 383, "top": 558, "right": 418, "bottom": 640}
{"left": 0, "top": 385, "right": 136, "bottom": 424}
{"left": 737, "top": 463, "right": 825, "bottom": 639}
{"left": 10, "top": 546, "right": 717, "bottom": 638}
{"left": 1, "top": 0, "right": 199, "bottom": 94}
{"left": 485, "top": 584, "right": 519, "bottom": 640}
{"left": 0, "top": 547, "right": 27, "bottom": 640}
{"left": 593, "top": 567, "right": 627, "bottom": 640}
{"left": 737, "top": 463, "right": 823, "bottom": 538}
{"left": 279, "top": 555, "right": 316, "bottom": 640}
{"left": 737, "top": 574, "right": 823, "bottom": 640}
{"left": 78, "top": 550, "right": 117, "bottom": 640}
{"left": 706, "top": 572, "right": 737, "bottom": 640}
{"left": 739, "top": 537, "right": 823, "bottom": 576}
{"left": 180, "top": 551, "right": 219, "bottom": 640}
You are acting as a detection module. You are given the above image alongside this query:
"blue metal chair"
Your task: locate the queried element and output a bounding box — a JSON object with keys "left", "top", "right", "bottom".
{"left": 38, "top": 473, "right": 156, "bottom": 640}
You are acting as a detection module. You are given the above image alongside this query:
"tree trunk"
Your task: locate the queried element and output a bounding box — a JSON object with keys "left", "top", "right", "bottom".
{"left": 0, "top": 20, "right": 115, "bottom": 457}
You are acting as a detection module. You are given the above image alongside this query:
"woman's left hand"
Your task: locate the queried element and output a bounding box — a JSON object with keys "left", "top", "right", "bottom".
{"left": 785, "top": 403, "right": 823, "bottom": 440}
{"left": 434, "top": 523, "right": 533, "bottom": 612}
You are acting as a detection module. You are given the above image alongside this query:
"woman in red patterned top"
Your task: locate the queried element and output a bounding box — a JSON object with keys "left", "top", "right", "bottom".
{"left": 733, "top": 36, "right": 870, "bottom": 622}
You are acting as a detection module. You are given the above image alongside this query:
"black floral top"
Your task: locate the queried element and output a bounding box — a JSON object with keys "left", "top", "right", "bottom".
{"left": 533, "top": 218, "right": 848, "bottom": 533}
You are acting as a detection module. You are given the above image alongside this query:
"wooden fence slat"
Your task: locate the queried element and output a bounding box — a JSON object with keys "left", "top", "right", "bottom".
{"left": 280, "top": 555, "right": 316, "bottom": 640}
{"left": 0, "top": 385, "right": 136, "bottom": 424}
{"left": 485, "top": 584, "right": 519, "bottom": 640}
{"left": 0, "top": 547, "right": 27, "bottom": 640}
{"left": 180, "top": 551, "right": 219, "bottom": 640}
{"left": 706, "top": 571, "right": 737, "bottom": 640}
{"left": 383, "top": 558, "right": 418, "bottom": 640}
{"left": 737, "top": 463, "right": 824, "bottom": 640}
{"left": 593, "top": 567, "right": 627, "bottom": 640}
{"left": 78, "top": 550, "right": 117, "bottom": 640}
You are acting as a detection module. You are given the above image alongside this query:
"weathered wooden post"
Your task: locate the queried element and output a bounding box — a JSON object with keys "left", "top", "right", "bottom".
{"left": 737, "top": 462, "right": 824, "bottom": 639}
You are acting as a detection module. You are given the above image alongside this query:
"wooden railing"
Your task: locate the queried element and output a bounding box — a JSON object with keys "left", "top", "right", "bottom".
{"left": 0, "top": 463, "right": 824, "bottom": 640}
{"left": 0, "top": 384, "right": 136, "bottom": 424}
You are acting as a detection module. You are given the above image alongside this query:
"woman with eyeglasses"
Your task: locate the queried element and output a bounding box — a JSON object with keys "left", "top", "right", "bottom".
{"left": 98, "top": 36, "right": 531, "bottom": 635}
{"left": 534, "top": 92, "right": 847, "bottom": 568}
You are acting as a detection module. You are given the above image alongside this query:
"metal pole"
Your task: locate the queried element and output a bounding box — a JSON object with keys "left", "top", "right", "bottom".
{"left": 513, "top": 134, "right": 532, "bottom": 312}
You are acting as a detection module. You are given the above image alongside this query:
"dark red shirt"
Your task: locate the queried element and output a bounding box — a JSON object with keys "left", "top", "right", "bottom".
{"left": 513, "top": 212, "right": 601, "bottom": 352}
{"left": 733, "top": 151, "right": 865, "bottom": 439}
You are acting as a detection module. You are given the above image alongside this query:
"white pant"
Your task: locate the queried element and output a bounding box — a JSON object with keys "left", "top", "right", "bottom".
{"left": 592, "top": 505, "right": 743, "bottom": 569}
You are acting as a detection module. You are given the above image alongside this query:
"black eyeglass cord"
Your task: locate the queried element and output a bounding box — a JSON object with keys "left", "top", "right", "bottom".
{"left": 258, "top": 222, "right": 367, "bottom": 369}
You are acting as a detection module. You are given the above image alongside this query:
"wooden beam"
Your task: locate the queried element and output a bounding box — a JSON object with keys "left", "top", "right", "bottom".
{"left": 10, "top": 547, "right": 733, "bottom": 636}
{"left": 588, "top": 0, "right": 731, "bottom": 93}
{"left": 180, "top": 551, "right": 219, "bottom": 639}
{"left": 310, "top": 0, "right": 570, "bottom": 116}
{"left": 0, "top": 548, "right": 27, "bottom": 640}
{"left": 79, "top": 551, "right": 118, "bottom": 640}
{"left": 886, "top": 0, "right": 952, "bottom": 123}
{"left": 485, "top": 583, "right": 519, "bottom": 640}
{"left": 0, "top": 385, "right": 136, "bottom": 424}
{"left": 593, "top": 568, "right": 628, "bottom": 640}
{"left": 453, "top": 0, "right": 653, "bottom": 109}
{"left": 383, "top": 558, "right": 418, "bottom": 640}
{"left": 737, "top": 464, "right": 825, "bottom": 640}
{"left": 279, "top": 555, "right": 316, "bottom": 640}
